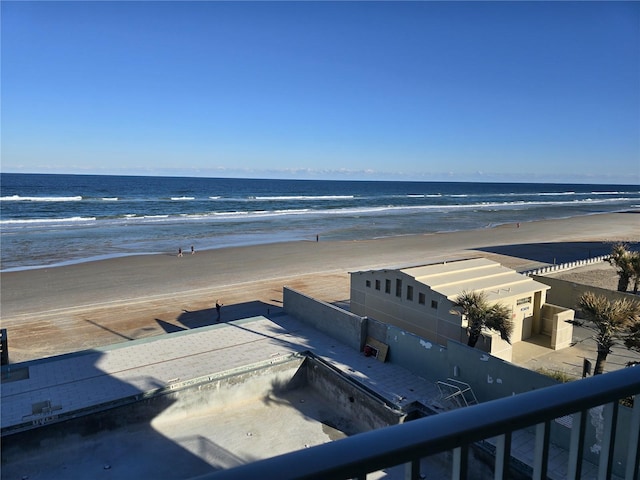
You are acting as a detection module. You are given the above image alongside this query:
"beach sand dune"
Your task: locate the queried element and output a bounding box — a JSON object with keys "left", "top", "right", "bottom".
{"left": 1, "top": 212, "right": 638, "bottom": 363}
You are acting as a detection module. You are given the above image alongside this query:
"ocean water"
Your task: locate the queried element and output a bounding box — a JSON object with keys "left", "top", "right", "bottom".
{"left": 1, "top": 173, "right": 639, "bottom": 272}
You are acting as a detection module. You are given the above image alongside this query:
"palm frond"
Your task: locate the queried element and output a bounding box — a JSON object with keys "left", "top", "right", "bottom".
{"left": 578, "top": 291, "right": 640, "bottom": 359}
{"left": 486, "top": 303, "right": 514, "bottom": 344}
{"left": 454, "top": 290, "right": 513, "bottom": 344}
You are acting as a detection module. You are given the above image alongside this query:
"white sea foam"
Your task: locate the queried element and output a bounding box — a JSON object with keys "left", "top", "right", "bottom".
{"left": 274, "top": 209, "right": 310, "bottom": 214}
{"left": 0, "top": 216, "right": 96, "bottom": 224}
{"left": 252, "top": 195, "right": 354, "bottom": 201}
{"left": 213, "top": 211, "right": 250, "bottom": 217}
{"left": 2, "top": 197, "right": 632, "bottom": 229}
{"left": 0, "top": 195, "right": 83, "bottom": 202}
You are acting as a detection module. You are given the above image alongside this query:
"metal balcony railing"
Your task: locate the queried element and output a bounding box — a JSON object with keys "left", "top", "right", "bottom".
{"left": 195, "top": 366, "right": 640, "bottom": 480}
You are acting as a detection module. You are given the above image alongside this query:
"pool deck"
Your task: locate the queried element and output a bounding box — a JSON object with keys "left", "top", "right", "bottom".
{"left": 1, "top": 312, "right": 626, "bottom": 480}
{"left": 1, "top": 314, "right": 441, "bottom": 435}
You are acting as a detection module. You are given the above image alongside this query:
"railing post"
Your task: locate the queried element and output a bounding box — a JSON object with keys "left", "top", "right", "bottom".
{"left": 598, "top": 401, "right": 618, "bottom": 479}
{"left": 533, "top": 421, "right": 550, "bottom": 479}
{"left": 452, "top": 445, "right": 468, "bottom": 480}
{"left": 0, "top": 329, "right": 8, "bottom": 366}
{"left": 404, "top": 458, "right": 420, "bottom": 480}
{"left": 494, "top": 432, "right": 512, "bottom": 480}
{"left": 626, "top": 395, "right": 640, "bottom": 480}
{"left": 567, "top": 410, "right": 587, "bottom": 479}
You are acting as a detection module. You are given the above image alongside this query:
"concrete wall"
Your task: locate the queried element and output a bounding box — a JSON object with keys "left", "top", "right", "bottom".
{"left": 381, "top": 321, "right": 450, "bottom": 381}
{"left": 154, "top": 356, "right": 306, "bottom": 425}
{"left": 282, "top": 287, "right": 547, "bottom": 396}
{"left": 305, "top": 356, "right": 405, "bottom": 432}
{"left": 283, "top": 287, "right": 367, "bottom": 352}
{"left": 476, "top": 331, "right": 513, "bottom": 361}
{"left": 542, "top": 303, "right": 574, "bottom": 350}
{"left": 533, "top": 275, "right": 638, "bottom": 310}
{"left": 443, "top": 341, "right": 555, "bottom": 401}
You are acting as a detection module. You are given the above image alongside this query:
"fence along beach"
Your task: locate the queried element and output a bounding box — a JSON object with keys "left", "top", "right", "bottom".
{"left": 1, "top": 212, "right": 638, "bottom": 363}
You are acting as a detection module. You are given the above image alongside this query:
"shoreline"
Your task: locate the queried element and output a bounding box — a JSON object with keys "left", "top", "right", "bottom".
{"left": 1, "top": 212, "right": 638, "bottom": 363}
{"left": 1, "top": 210, "right": 637, "bottom": 274}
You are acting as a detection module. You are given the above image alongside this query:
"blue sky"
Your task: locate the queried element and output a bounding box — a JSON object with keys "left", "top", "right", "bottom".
{"left": 2, "top": 1, "right": 639, "bottom": 184}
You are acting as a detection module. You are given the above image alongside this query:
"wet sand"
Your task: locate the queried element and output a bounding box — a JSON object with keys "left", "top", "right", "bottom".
{"left": 1, "top": 212, "right": 638, "bottom": 363}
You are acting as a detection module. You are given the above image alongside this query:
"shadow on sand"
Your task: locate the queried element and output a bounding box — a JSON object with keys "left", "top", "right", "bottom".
{"left": 155, "top": 300, "right": 286, "bottom": 334}
{"left": 475, "top": 240, "right": 640, "bottom": 265}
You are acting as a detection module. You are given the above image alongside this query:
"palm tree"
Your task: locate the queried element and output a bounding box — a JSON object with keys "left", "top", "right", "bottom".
{"left": 607, "top": 243, "right": 635, "bottom": 292}
{"left": 576, "top": 292, "right": 640, "bottom": 375}
{"left": 625, "top": 321, "right": 640, "bottom": 357}
{"left": 453, "top": 291, "right": 513, "bottom": 348}
{"left": 630, "top": 252, "right": 640, "bottom": 295}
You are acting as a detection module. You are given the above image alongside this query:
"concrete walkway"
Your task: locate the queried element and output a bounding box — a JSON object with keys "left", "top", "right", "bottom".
{"left": 512, "top": 325, "right": 640, "bottom": 379}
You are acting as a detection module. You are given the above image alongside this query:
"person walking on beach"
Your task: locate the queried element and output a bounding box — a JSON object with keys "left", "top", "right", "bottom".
{"left": 215, "top": 300, "right": 223, "bottom": 322}
{"left": 178, "top": 247, "right": 183, "bottom": 257}
{"left": 191, "top": 245, "right": 195, "bottom": 255}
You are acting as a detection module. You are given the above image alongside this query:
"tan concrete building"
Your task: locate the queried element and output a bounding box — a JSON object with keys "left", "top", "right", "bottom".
{"left": 350, "top": 258, "right": 574, "bottom": 361}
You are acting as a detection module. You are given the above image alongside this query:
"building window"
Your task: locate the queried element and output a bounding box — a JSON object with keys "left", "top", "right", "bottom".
{"left": 366, "top": 280, "right": 371, "bottom": 288}
{"left": 517, "top": 296, "right": 532, "bottom": 306}
{"left": 375, "top": 279, "right": 380, "bottom": 290}
{"left": 385, "top": 279, "right": 391, "bottom": 294}
{"left": 418, "top": 292, "right": 426, "bottom": 305}
{"left": 407, "top": 285, "right": 414, "bottom": 301}
{"left": 431, "top": 300, "right": 438, "bottom": 309}
{"left": 396, "top": 279, "right": 402, "bottom": 297}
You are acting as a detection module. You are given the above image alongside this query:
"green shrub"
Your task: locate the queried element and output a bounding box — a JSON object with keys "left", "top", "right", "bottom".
{"left": 535, "top": 368, "right": 577, "bottom": 383}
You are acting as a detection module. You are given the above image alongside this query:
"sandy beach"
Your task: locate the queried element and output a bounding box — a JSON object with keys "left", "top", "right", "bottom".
{"left": 1, "top": 212, "right": 638, "bottom": 363}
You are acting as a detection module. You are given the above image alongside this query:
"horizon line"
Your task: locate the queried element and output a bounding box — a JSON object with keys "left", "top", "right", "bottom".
{"left": 2, "top": 169, "right": 639, "bottom": 186}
